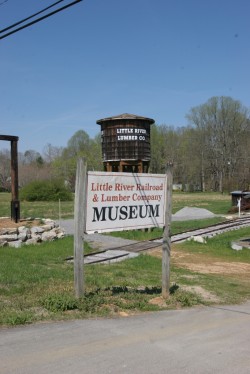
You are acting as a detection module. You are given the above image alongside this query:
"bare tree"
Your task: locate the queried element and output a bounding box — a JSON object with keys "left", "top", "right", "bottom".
{"left": 186, "top": 96, "right": 250, "bottom": 192}
{"left": 0, "top": 149, "right": 11, "bottom": 191}
{"left": 43, "top": 143, "right": 63, "bottom": 164}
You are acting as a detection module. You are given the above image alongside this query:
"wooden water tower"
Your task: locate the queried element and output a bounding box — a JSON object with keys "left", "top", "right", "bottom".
{"left": 97, "top": 113, "right": 155, "bottom": 173}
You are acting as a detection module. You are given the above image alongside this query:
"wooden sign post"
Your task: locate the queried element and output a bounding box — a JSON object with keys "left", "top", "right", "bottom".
{"left": 162, "top": 163, "right": 173, "bottom": 298}
{"left": 0, "top": 135, "right": 20, "bottom": 222}
{"left": 73, "top": 159, "right": 170, "bottom": 298}
{"left": 74, "top": 158, "right": 87, "bottom": 298}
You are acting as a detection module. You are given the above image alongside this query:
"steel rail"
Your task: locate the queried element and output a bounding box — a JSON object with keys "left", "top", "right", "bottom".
{"left": 65, "top": 216, "right": 250, "bottom": 265}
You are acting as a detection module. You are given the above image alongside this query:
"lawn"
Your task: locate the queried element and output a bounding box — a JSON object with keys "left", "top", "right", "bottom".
{"left": 172, "top": 191, "right": 231, "bottom": 214}
{"left": 0, "top": 191, "right": 232, "bottom": 220}
{"left": 1, "top": 190, "right": 247, "bottom": 328}
{"left": 0, "top": 192, "right": 74, "bottom": 220}
{"left": 1, "top": 226, "right": 250, "bottom": 327}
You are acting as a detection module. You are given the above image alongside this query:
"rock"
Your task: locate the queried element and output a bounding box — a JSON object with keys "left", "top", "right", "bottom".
{"left": 18, "top": 227, "right": 31, "bottom": 242}
{"left": 31, "top": 234, "right": 42, "bottom": 242}
{"left": 8, "top": 240, "right": 23, "bottom": 248}
{"left": 42, "top": 219, "right": 56, "bottom": 227}
{"left": 0, "top": 234, "right": 18, "bottom": 242}
{"left": 18, "top": 232, "right": 27, "bottom": 242}
{"left": 0, "top": 219, "right": 65, "bottom": 247}
{"left": 57, "top": 231, "right": 65, "bottom": 239}
{"left": 40, "top": 224, "right": 54, "bottom": 231}
{"left": 231, "top": 242, "right": 242, "bottom": 251}
{"left": 0, "top": 228, "right": 17, "bottom": 235}
{"left": 41, "top": 230, "right": 57, "bottom": 242}
{"left": 17, "top": 226, "right": 26, "bottom": 230}
{"left": 54, "top": 227, "right": 65, "bottom": 235}
{"left": 31, "top": 226, "right": 45, "bottom": 235}
{"left": 188, "top": 235, "right": 207, "bottom": 244}
{"left": 25, "top": 237, "right": 41, "bottom": 245}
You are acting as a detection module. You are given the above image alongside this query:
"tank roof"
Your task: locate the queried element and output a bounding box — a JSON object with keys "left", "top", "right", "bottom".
{"left": 96, "top": 113, "right": 155, "bottom": 125}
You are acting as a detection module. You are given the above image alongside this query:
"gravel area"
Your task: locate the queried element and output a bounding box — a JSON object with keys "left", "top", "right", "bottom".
{"left": 57, "top": 207, "right": 218, "bottom": 250}
{"left": 56, "top": 219, "right": 138, "bottom": 250}
{"left": 172, "top": 206, "right": 217, "bottom": 221}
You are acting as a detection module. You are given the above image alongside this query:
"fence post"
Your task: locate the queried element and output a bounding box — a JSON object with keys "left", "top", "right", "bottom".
{"left": 74, "top": 158, "right": 87, "bottom": 297}
{"left": 162, "top": 163, "right": 173, "bottom": 298}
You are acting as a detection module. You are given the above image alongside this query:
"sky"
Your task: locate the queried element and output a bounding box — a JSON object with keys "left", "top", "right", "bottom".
{"left": 0, "top": 0, "right": 249, "bottom": 154}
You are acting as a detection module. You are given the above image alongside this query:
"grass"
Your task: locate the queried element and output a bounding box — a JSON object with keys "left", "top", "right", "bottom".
{"left": 172, "top": 191, "right": 232, "bottom": 214}
{"left": 178, "top": 227, "right": 250, "bottom": 262}
{"left": 0, "top": 191, "right": 231, "bottom": 220}
{"left": 170, "top": 227, "right": 250, "bottom": 304}
{"left": 106, "top": 217, "right": 225, "bottom": 241}
{"left": 1, "top": 226, "right": 250, "bottom": 327}
{"left": 1, "top": 190, "right": 248, "bottom": 327}
{"left": 0, "top": 192, "right": 74, "bottom": 220}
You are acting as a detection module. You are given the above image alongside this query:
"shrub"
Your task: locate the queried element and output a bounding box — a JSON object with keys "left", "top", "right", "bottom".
{"left": 41, "top": 293, "right": 79, "bottom": 312}
{"left": 2, "top": 311, "right": 33, "bottom": 326}
{"left": 20, "top": 180, "right": 73, "bottom": 201}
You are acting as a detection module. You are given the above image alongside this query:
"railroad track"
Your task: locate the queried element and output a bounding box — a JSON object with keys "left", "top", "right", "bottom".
{"left": 169, "top": 215, "right": 250, "bottom": 243}
{"left": 79, "top": 215, "right": 250, "bottom": 265}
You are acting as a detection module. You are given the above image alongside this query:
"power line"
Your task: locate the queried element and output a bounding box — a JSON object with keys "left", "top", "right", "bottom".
{"left": 0, "top": 0, "right": 83, "bottom": 40}
{"left": 0, "top": 0, "right": 9, "bottom": 7}
{"left": 0, "top": 0, "right": 65, "bottom": 34}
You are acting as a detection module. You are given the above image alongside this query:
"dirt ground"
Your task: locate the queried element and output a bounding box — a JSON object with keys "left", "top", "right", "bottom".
{"left": 0, "top": 217, "right": 40, "bottom": 229}
{"left": 149, "top": 244, "right": 250, "bottom": 277}
{"left": 148, "top": 244, "right": 250, "bottom": 303}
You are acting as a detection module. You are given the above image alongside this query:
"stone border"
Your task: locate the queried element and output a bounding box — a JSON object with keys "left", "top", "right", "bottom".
{"left": 231, "top": 238, "right": 250, "bottom": 251}
{"left": 0, "top": 219, "right": 65, "bottom": 248}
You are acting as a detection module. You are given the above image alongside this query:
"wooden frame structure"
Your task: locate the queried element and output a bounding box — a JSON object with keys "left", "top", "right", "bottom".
{"left": 0, "top": 135, "right": 20, "bottom": 222}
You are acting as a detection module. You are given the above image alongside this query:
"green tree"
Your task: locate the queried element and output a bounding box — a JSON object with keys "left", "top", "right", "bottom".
{"left": 150, "top": 124, "right": 180, "bottom": 173}
{"left": 52, "top": 130, "right": 102, "bottom": 190}
{"left": 66, "top": 130, "right": 91, "bottom": 157}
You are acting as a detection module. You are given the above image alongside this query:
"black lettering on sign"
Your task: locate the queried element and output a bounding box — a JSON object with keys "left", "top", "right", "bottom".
{"left": 92, "top": 204, "right": 160, "bottom": 222}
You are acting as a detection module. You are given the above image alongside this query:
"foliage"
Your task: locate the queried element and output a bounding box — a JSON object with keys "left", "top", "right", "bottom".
{"left": 41, "top": 293, "right": 79, "bottom": 312}
{"left": 51, "top": 131, "right": 102, "bottom": 190}
{"left": 19, "top": 180, "right": 73, "bottom": 201}
{"left": 168, "top": 287, "right": 203, "bottom": 307}
{"left": 150, "top": 96, "right": 250, "bottom": 192}
{"left": 2, "top": 311, "right": 34, "bottom": 326}
{"left": 2, "top": 95, "right": 249, "bottom": 194}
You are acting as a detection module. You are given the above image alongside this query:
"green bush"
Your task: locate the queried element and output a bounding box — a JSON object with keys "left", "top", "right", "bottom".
{"left": 2, "top": 311, "right": 34, "bottom": 326}
{"left": 41, "top": 293, "right": 79, "bottom": 312}
{"left": 20, "top": 180, "right": 73, "bottom": 201}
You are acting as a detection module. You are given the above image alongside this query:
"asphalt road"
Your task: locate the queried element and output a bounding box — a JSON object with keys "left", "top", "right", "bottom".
{"left": 1, "top": 303, "right": 250, "bottom": 374}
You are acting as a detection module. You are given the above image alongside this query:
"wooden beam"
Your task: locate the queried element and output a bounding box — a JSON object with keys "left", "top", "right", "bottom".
{"left": 74, "top": 158, "right": 87, "bottom": 297}
{"left": 0, "top": 135, "right": 20, "bottom": 222}
{"left": 11, "top": 140, "right": 19, "bottom": 201}
{"left": 162, "top": 163, "right": 173, "bottom": 298}
{"left": 0, "top": 135, "right": 19, "bottom": 141}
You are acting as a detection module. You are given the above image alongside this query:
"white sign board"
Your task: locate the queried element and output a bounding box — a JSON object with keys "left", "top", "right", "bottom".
{"left": 85, "top": 171, "right": 167, "bottom": 233}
